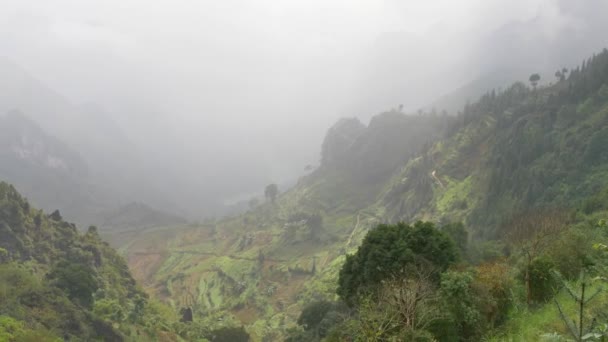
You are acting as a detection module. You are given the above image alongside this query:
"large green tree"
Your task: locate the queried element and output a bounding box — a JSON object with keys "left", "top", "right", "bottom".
{"left": 337, "top": 221, "right": 457, "bottom": 304}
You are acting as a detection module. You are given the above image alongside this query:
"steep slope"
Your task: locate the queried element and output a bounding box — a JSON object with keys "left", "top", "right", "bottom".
{"left": 0, "top": 182, "right": 170, "bottom": 340}
{"left": 379, "top": 48, "right": 608, "bottom": 238}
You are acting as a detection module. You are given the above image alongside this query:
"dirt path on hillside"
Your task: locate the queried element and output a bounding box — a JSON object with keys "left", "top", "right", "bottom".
{"left": 431, "top": 170, "right": 445, "bottom": 189}
{"left": 346, "top": 213, "right": 361, "bottom": 247}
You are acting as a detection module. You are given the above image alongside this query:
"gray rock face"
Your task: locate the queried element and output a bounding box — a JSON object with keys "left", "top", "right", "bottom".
{"left": 320, "top": 117, "right": 365, "bottom": 167}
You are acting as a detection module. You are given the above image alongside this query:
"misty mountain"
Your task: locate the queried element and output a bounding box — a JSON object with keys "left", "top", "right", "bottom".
{"left": 320, "top": 111, "right": 449, "bottom": 183}
{"left": 0, "top": 57, "right": 299, "bottom": 223}
{"left": 0, "top": 57, "right": 74, "bottom": 135}
{"left": 3, "top": 1, "right": 608, "bottom": 340}
{"left": 475, "top": 1, "right": 608, "bottom": 74}
{"left": 353, "top": 1, "right": 608, "bottom": 118}
{"left": 429, "top": 68, "right": 529, "bottom": 114}
{"left": 4, "top": 1, "right": 608, "bottom": 226}
{"left": 0, "top": 110, "right": 104, "bottom": 223}
{"left": 0, "top": 58, "right": 215, "bottom": 222}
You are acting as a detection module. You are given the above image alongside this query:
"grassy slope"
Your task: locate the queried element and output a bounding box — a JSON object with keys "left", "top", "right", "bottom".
{"left": 487, "top": 277, "right": 607, "bottom": 341}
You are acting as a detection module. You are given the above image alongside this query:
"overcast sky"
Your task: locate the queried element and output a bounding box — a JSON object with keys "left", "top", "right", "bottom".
{"left": 1, "top": 0, "right": 606, "bottom": 212}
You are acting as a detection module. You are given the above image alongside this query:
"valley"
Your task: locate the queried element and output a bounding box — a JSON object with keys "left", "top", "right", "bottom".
{"left": 2, "top": 3, "right": 608, "bottom": 339}
{"left": 96, "top": 48, "right": 608, "bottom": 341}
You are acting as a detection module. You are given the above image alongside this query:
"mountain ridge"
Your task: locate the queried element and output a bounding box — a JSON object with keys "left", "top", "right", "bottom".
{"left": 112, "top": 48, "right": 608, "bottom": 341}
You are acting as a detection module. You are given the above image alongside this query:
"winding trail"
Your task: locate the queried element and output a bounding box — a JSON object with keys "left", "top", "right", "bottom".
{"left": 431, "top": 170, "right": 446, "bottom": 189}
{"left": 346, "top": 213, "right": 361, "bottom": 247}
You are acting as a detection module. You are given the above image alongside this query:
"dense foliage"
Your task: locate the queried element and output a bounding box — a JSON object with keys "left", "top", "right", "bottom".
{"left": 337, "top": 221, "right": 457, "bottom": 303}
{"left": 0, "top": 182, "right": 181, "bottom": 340}
{"left": 384, "top": 49, "right": 608, "bottom": 238}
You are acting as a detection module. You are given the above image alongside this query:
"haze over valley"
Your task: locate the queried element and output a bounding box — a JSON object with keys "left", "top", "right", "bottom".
{"left": 2, "top": 1, "right": 608, "bottom": 341}
{"left": 3, "top": 0, "right": 608, "bottom": 222}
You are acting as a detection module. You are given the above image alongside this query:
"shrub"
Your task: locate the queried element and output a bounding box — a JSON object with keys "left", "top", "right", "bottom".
{"left": 525, "top": 257, "right": 560, "bottom": 303}
{"left": 438, "top": 270, "right": 483, "bottom": 341}
{"left": 297, "top": 301, "right": 334, "bottom": 330}
{"left": 472, "top": 262, "right": 513, "bottom": 327}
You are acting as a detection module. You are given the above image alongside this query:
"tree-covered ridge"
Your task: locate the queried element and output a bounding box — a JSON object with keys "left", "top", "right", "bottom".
{"left": 0, "top": 181, "right": 179, "bottom": 341}
{"left": 0, "top": 182, "right": 139, "bottom": 300}
{"left": 381, "top": 48, "right": 608, "bottom": 237}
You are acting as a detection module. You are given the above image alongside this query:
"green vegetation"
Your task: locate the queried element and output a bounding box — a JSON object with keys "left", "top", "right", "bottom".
{"left": 100, "top": 49, "right": 608, "bottom": 341}
{"left": 4, "top": 48, "right": 608, "bottom": 341}
{"left": 0, "top": 182, "right": 186, "bottom": 341}
{"left": 337, "top": 221, "right": 457, "bottom": 304}
{"left": 382, "top": 48, "right": 608, "bottom": 238}
{"left": 108, "top": 107, "right": 450, "bottom": 340}
{"left": 47, "top": 261, "right": 100, "bottom": 308}
{"left": 284, "top": 212, "right": 608, "bottom": 341}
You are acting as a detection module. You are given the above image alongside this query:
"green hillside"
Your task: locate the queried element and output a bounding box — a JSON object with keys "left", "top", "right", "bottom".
{"left": 0, "top": 182, "right": 182, "bottom": 341}
{"left": 108, "top": 49, "right": 608, "bottom": 341}
{"left": 380, "top": 49, "right": 608, "bottom": 236}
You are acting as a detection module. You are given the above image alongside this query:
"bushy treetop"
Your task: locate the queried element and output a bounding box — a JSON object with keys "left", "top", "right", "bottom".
{"left": 337, "top": 221, "right": 457, "bottom": 303}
